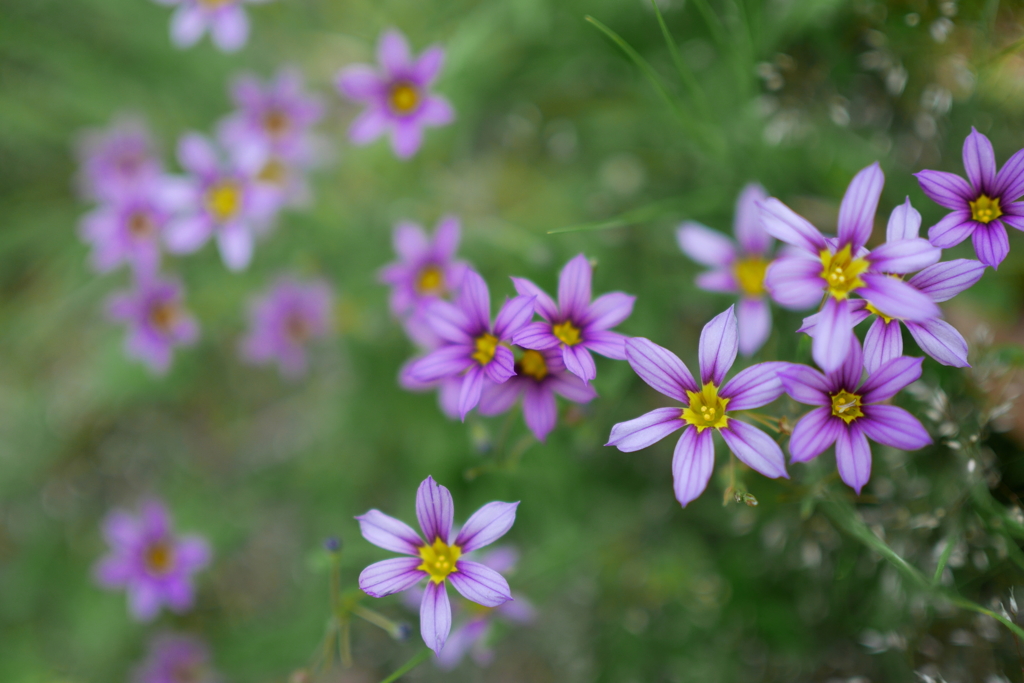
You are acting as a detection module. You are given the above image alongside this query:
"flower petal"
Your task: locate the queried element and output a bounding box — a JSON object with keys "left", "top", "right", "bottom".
{"left": 561, "top": 345, "right": 596, "bottom": 384}
{"left": 733, "top": 183, "right": 772, "bottom": 255}
{"left": 625, "top": 337, "right": 698, "bottom": 401}
{"left": 860, "top": 274, "right": 940, "bottom": 322}
{"left": 420, "top": 580, "right": 452, "bottom": 655}
{"left": 963, "top": 128, "right": 997, "bottom": 194}
{"left": 511, "top": 277, "right": 558, "bottom": 321}
{"left": 416, "top": 476, "right": 455, "bottom": 544}
{"left": 404, "top": 345, "right": 472, "bottom": 383}
{"left": 867, "top": 238, "right": 940, "bottom": 274}
{"left": 582, "top": 292, "right": 635, "bottom": 331}
{"left": 210, "top": 6, "right": 249, "bottom": 53}
{"left": 216, "top": 223, "right": 253, "bottom": 271}
{"left": 170, "top": 5, "right": 206, "bottom": 48}
{"left": 778, "top": 363, "right": 831, "bottom": 406}
{"left": 927, "top": 210, "right": 975, "bottom": 248}
{"left": 606, "top": 407, "right": 685, "bottom": 452}
{"left": 454, "top": 501, "right": 519, "bottom": 553}
{"left": 449, "top": 560, "right": 512, "bottom": 607}
{"left": 971, "top": 221, "right": 1009, "bottom": 269}
{"left": 549, "top": 371, "right": 598, "bottom": 404}
{"left": 390, "top": 121, "right": 423, "bottom": 159}
{"left": 860, "top": 405, "right": 932, "bottom": 451}
{"left": 906, "top": 259, "right": 986, "bottom": 302}
{"left": 458, "top": 365, "right": 486, "bottom": 419}
{"left": 378, "top": 28, "right": 412, "bottom": 76}
{"left": 737, "top": 296, "right": 771, "bottom": 356}
{"left": 863, "top": 318, "right": 903, "bottom": 375}
{"left": 759, "top": 197, "right": 828, "bottom": 254}
{"left": 764, "top": 256, "right": 824, "bottom": 310}
{"left": 837, "top": 162, "right": 884, "bottom": 250}
{"left": 695, "top": 268, "right": 738, "bottom": 294}
{"left": 905, "top": 319, "right": 970, "bottom": 368}
{"left": 412, "top": 45, "right": 446, "bottom": 85}
{"left": 859, "top": 355, "right": 923, "bottom": 403}
{"left": 676, "top": 223, "right": 736, "bottom": 267}
{"left": 336, "top": 64, "right": 383, "bottom": 101}
{"left": 886, "top": 197, "right": 922, "bottom": 242}
{"left": 418, "top": 96, "right": 455, "bottom": 127}
{"left": 914, "top": 170, "right": 972, "bottom": 210}
{"left": 522, "top": 383, "right": 557, "bottom": 441}
{"left": 788, "top": 407, "right": 842, "bottom": 463}
{"left": 557, "top": 254, "right": 592, "bottom": 320}
{"left": 995, "top": 148, "right": 1024, "bottom": 201}
{"left": 177, "top": 132, "right": 219, "bottom": 176}
{"left": 357, "top": 510, "right": 424, "bottom": 555}
{"left": 584, "top": 329, "right": 629, "bottom": 360}
{"left": 699, "top": 305, "right": 739, "bottom": 385}
{"left": 348, "top": 109, "right": 389, "bottom": 145}
{"left": 477, "top": 377, "right": 522, "bottom": 416}
{"left": 493, "top": 295, "right": 536, "bottom": 341}
{"left": 719, "top": 420, "right": 788, "bottom": 479}
{"left": 359, "top": 557, "right": 425, "bottom": 598}
{"left": 512, "top": 321, "right": 559, "bottom": 350}
{"left": 835, "top": 424, "right": 872, "bottom": 494}
{"left": 457, "top": 271, "right": 492, "bottom": 333}
{"left": 672, "top": 426, "right": 715, "bottom": 507}
{"left": 812, "top": 297, "right": 853, "bottom": 373}
{"left": 721, "top": 361, "right": 786, "bottom": 410}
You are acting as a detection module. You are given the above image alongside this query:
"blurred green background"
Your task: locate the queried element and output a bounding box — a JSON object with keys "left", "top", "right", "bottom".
{"left": 3, "top": 0, "right": 1024, "bottom": 681}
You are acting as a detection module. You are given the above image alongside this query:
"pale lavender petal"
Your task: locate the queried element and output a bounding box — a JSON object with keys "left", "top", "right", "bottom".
{"left": 513, "top": 321, "right": 560, "bottom": 350}
{"left": 493, "top": 295, "right": 536, "bottom": 340}
{"left": 511, "top": 278, "right": 558, "bottom": 321}
{"left": 606, "top": 407, "right": 684, "bottom": 452}
{"left": 860, "top": 405, "right": 932, "bottom": 450}
{"left": 549, "top": 372, "right": 598, "bottom": 404}
{"left": 177, "top": 133, "right": 218, "bottom": 176}
{"left": 733, "top": 183, "right": 771, "bottom": 255}
{"left": 764, "top": 256, "right": 824, "bottom": 310}
{"left": 416, "top": 476, "right": 454, "bottom": 544}
{"left": 359, "top": 557, "right": 425, "bottom": 597}
{"left": 837, "top": 162, "right": 884, "bottom": 250}
{"left": 210, "top": 6, "right": 248, "bottom": 52}
{"left": 907, "top": 259, "right": 986, "bottom": 302}
{"left": 788, "top": 407, "right": 842, "bottom": 463}
{"left": 719, "top": 420, "right": 788, "bottom": 479}
{"left": 698, "top": 305, "right": 739, "bottom": 385}
{"left": 174, "top": 536, "right": 211, "bottom": 571}
{"left": 356, "top": 510, "right": 424, "bottom": 555}
{"left": 438, "top": 378, "right": 462, "bottom": 420}
{"left": 737, "top": 296, "right": 771, "bottom": 356}
{"left": 378, "top": 29, "right": 412, "bottom": 76}
{"left": 455, "top": 501, "right": 519, "bottom": 552}
{"left": 962, "top": 128, "right": 997, "bottom": 193}
{"left": 458, "top": 271, "right": 491, "bottom": 333}
{"left": 972, "top": 221, "right": 1010, "bottom": 269}
{"left": 522, "top": 383, "right": 557, "bottom": 441}
{"left": 905, "top": 319, "right": 970, "bottom": 368}
{"left": 812, "top": 297, "right": 853, "bottom": 373}
{"left": 562, "top": 345, "right": 596, "bottom": 384}
{"left": 94, "top": 556, "right": 132, "bottom": 587}
{"left": 477, "top": 378, "right": 521, "bottom": 416}
{"left": 413, "top": 46, "right": 446, "bottom": 85}
{"left": 128, "top": 584, "right": 162, "bottom": 622}
{"left": 859, "top": 355, "right": 923, "bottom": 404}
{"left": 424, "top": 300, "right": 474, "bottom": 344}
{"left": 480, "top": 547, "right": 519, "bottom": 573}
{"left": 1000, "top": 209, "right": 1024, "bottom": 231}
{"left": 672, "top": 426, "right": 715, "bottom": 507}
{"left": 557, "top": 254, "right": 592, "bottom": 320}
{"left": 458, "top": 365, "right": 486, "bottom": 419}
{"left": 886, "top": 197, "right": 922, "bottom": 242}
{"left": 582, "top": 292, "right": 635, "bottom": 330}
{"left": 863, "top": 318, "right": 902, "bottom": 375}
{"left": 406, "top": 345, "right": 473, "bottom": 383}
{"left": 995, "top": 148, "right": 1024, "bottom": 200}
{"left": 436, "top": 620, "right": 486, "bottom": 671}
{"left": 914, "top": 170, "right": 973, "bottom": 210}
{"left": 778, "top": 364, "right": 830, "bottom": 405}
{"left": 449, "top": 560, "right": 512, "bottom": 607}
{"left": 101, "top": 510, "right": 139, "bottom": 547}
{"left": 483, "top": 346, "right": 515, "bottom": 384}
{"left": 860, "top": 274, "right": 940, "bottom": 322}
{"left": 336, "top": 64, "right": 383, "bottom": 101}
{"left": 833, "top": 334, "right": 864, "bottom": 391}
{"left": 432, "top": 215, "right": 460, "bottom": 258}
{"left": 720, "top": 361, "right": 786, "bottom": 410}
{"left": 497, "top": 595, "right": 537, "bottom": 623}
{"left": 420, "top": 580, "right": 452, "bottom": 655}
{"left": 759, "top": 198, "right": 828, "bottom": 254}
{"left": 927, "top": 210, "right": 975, "bottom": 248}
{"left": 585, "top": 329, "right": 629, "bottom": 360}
{"left": 835, "top": 424, "right": 872, "bottom": 494}
{"left": 867, "top": 238, "right": 940, "bottom": 273}
{"left": 170, "top": 5, "right": 206, "bottom": 48}
{"left": 695, "top": 268, "right": 739, "bottom": 294}
{"left": 676, "top": 223, "right": 736, "bottom": 267}
{"left": 391, "top": 122, "right": 423, "bottom": 159}
{"left": 625, "top": 337, "right": 698, "bottom": 401}
{"left": 418, "top": 96, "right": 455, "bottom": 127}
{"left": 216, "top": 223, "right": 253, "bottom": 271}
{"left": 393, "top": 221, "right": 430, "bottom": 260}
{"left": 348, "top": 109, "right": 389, "bottom": 145}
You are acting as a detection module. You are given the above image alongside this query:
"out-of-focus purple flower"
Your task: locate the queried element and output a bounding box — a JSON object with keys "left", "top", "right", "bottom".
{"left": 606, "top": 306, "right": 789, "bottom": 507}
{"left": 107, "top": 275, "right": 199, "bottom": 375}
{"left": 379, "top": 216, "right": 470, "bottom": 347}
{"left": 76, "top": 117, "right": 163, "bottom": 202}
{"left": 154, "top": 0, "right": 271, "bottom": 53}
{"left": 915, "top": 127, "right": 1024, "bottom": 268}
{"left": 677, "top": 183, "right": 779, "bottom": 355}
{"left": 239, "top": 276, "right": 334, "bottom": 378}
{"left": 133, "top": 633, "right": 220, "bottom": 683}
{"left": 779, "top": 339, "right": 932, "bottom": 493}
{"left": 356, "top": 476, "right": 519, "bottom": 655}
{"left": 403, "top": 271, "right": 535, "bottom": 419}
{"left": 79, "top": 186, "right": 182, "bottom": 275}
{"left": 761, "top": 163, "right": 941, "bottom": 372}
{"left": 512, "top": 254, "right": 635, "bottom": 384}
{"left": 94, "top": 500, "right": 211, "bottom": 622}
{"left": 477, "top": 347, "right": 596, "bottom": 442}
{"left": 219, "top": 68, "right": 324, "bottom": 157}
{"left": 335, "top": 28, "right": 454, "bottom": 159}
{"left": 162, "top": 132, "right": 281, "bottom": 271}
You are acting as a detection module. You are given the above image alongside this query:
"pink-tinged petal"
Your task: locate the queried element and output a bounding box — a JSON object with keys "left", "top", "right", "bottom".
{"left": 905, "top": 319, "right": 970, "bottom": 368}
{"left": 436, "top": 620, "right": 486, "bottom": 671}
{"left": 477, "top": 377, "right": 522, "bottom": 416}
{"left": 764, "top": 256, "right": 824, "bottom": 310}
{"left": 418, "top": 96, "right": 455, "bottom": 127}
{"left": 672, "top": 426, "right": 714, "bottom": 507}
{"left": 585, "top": 329, "right": 628, "bottom": 360}
{"left": 449, "top": 560, "right": 512, "bottom": 607}
{"left": 860, "top": 405, "right": 932, "bottom": 450}
{"left": 721, "top": 361, "right": 786, "bottom": 410}
{"left": 625, "top": 337, "right": 698, "bottom": 401}
{"left": 511, "top": 278, "right": 558, "bottom": 321}
{"left": 860, "top": 274, "right": 940, "bottom": 322}
{"left": 962, "top": 128, "right": 997, "bottom": 193}
{"left": 480, "top": 546, "right": 519, "bottom": 573}
{"left": 835, "top": 424, "right": 871, "bottom": 494}
{"left": 483, "top": 346, "right": 515, "bottom": 384}
{"left": 868, "top": 238, "right": 940, "bottom": 274}
{"left": 378, "top": 28, "right": 412, "bottom": 76}
{"left": 432, "top": 215, "right": 461, "bottom": 259}
{"left": 549, "top": 372, "right": 598, "bottom": 404}
{"left": 562, "top": 345, "right": 596, "bottom": 384}
{"left": 177, "top": 132, "right": 219, "bottom": 176}
{"left": 162, "top": 578, "right": 195, "bottom": 612}
{"left": 438, "top": 378, "right": 462, "bottom": 420}
{"left": 927, "top": 210, "right": 975, "bottom": 248}
{"left": 458, "top": 366, "right": 486, "bottom": 420}
{"left": 522, "top": 383, "right": 557, "bottom": 441}
{"left": 216, "top": 223, "right": 253, "bottom": 271}
{"left": 393, "top": 220, "right": 429, "bottom": 261}
{"left": 497, "top": 594, "right": 536, "bottom": 623}
{"left": 582, "top": 292, "right": 635, "bottom": 331}
{"left": 513, "top": 321, "right": 559, "bottom": 350}
{"left": 676, "top": 223, "right": 736, "bottom": 267}
{"left": 174, "top": 536, "right": 211, "bottom": 571}
{"left": 719, "top": 420, "right": 788, "bottom": 479}
{"left": 737, "top": 296, "right": 771, "bottom": 356}
{"left": 210, "top": 6, "right": 248, "bottom": 52}
{"left": 859, "top": 355, "right": 923, "bottom": 404}
{"left": 170, "top": 5, "right": 207, "bottom": 48}
{"left": 494, "top": 295, "right": 536, "bottom": 341}
{"left": 454, "top": 501, "right": 519, "bottom": 552}
{"left": 336, "top": 64, "right": 383, "bottom": 101}
{"left": 778, "top": 364, "right": 830, "bottom": 406}
{"left": 359, "top": 557, "right": 425, "bottom": 598}
{"left": 140, "top": 500, "right": 171, "bottom": 535}
{"left": 405, "top": 345, "right": 473, "bottom": 383}
{"left": 914, "top": 170, "right": 973, "bottom": 210}
{"left": 886, "top": 197, "right": 922, "bottom": 242}
{"left": 699, "top": 305, "right": 739, "bottom": 385}
{"left": 420, "top": 580, "right": 452, "bottom": 655}
{"left": 863, "top": 318, "right": 902, "bottom": 375}
{"left": 837, "top": 162, "right": 884, "bottom": 250}
{"left": 94, "top": 556, "right": 132, "bottom": 587}
{"left": 759, "top": 197, "right": 828, "bottom": 253}
{"left": 101, "top": 510, "right": 139, "bottom": 547}
{"left": 971, "top": 221, "right": 1009, "bottom": 269}
{"left": 356, "top": 510, "right": 424, "bottom": 555}
{"left": 557, "top": 254, "right": 592, "bottom": 320}
{"left": 416, "top": 476, "right": 454, "bottom": 544}
{"left": 788, "top": 407, "right": 842, "bottom": 463}
{"left": 458, "top": 271, "right": 491, "bottom": 333}
{"left": 695, "top": 268, "right": 739, "bottom": 294}
{"left": 812, "top": 297, "right": 853, "bottom": 373}
{"left": 733, "top": 183, "right": 771, "bottom": 255}
{"left": 995, "top": 148, "right": 1024, "bottom": 201}
{"left": 128, "top": 584, "right": 163, "bottom": 622}
{"left": 907, "top": 259, "right": 986, "bottom": 302}
{"left": 391, "top": 122, "right": 423, "bottom": 159}
{"left": 348, "top": 109, "right": 389, "bottom": 145}
{"left": 424, "top": 300, "right": 474, "bottom": 344}
{"left": 606, "top": 407, "right": 685, "bottom": 452}
{"left": 412, "top": 45, "right": 446, "bottom": 85}
{"left": 832, "top": 335, "right": 864, "bottom": 391}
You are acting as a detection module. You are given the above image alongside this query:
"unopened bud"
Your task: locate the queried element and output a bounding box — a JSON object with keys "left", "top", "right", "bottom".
{"left": 324, "top": 536, "right": 342, "bottom": 553}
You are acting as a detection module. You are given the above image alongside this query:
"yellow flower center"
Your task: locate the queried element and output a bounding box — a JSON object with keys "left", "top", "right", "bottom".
{"left": 681, "top": 382, "right": 730, "bottom": 432}
{"left": 415, "top": 265, "right": 445, "bottom": 295}
{"left": 969, "top": 194, "right": 1002, "bottom": 224}
{"left": 144, "top": 541, "right": 175, "bottom": 575}
{"left": 733, "top": 257, "right": 769, "bottom": 297}
{"left": 262, "top": 109, "right": 290, "bottom": 137}
{"left": 127, "top": 211, "right": 155, "bottom": 238}
{"left": 472, "top": 333, "right": 499, "bottom": 365}
{"left": 204, "top": 180, "right": 243, "bottom": 222}
{"left": 819, "top": 244, "right": 870, "bottom": 300}
{"left": 864, "top": 302, "right": 894, "bottom": 324}
{"left": 552, "top": 320, "right": 582, "bottom": 346}
{"left": 149, "top": 302, "right": 180, "bottom": 333}
{"left": 518, "top": 349, "right": 549, "bottom": 380}
{"left": 389, "top": 83, "right": 420, "bottom": 114}
{"left": 417, "top": 537, "right": 462, "bottom": 584}
{"left": 257, "top": 159, "right": 287, "bottom": 185}
{"left": 830, "top": 389, "right": 863, "bottom": 424}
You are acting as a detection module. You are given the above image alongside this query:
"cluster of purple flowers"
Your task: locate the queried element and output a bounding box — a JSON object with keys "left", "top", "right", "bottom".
{"left": 151, "top": 0, "right": 273, "bottom": 53}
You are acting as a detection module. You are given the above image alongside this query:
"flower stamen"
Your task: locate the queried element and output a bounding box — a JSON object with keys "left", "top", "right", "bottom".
{"left": 417, "top": 537, "right": 461, "bottom": 584}
{"left": 819, "top": 244, "right": 869, "bottom": 300}
{"left": 415, "top": 265, "right": 445, "bottom": 295}
{"left": 733, "top": 257, "right": 769, "bottom": 297}
{"left": 830, "top": 389, "right": 863, "bottom": 424}
{"left": 149, "top": 302, "right": 180, "bottom": 333}
{"left": 682, "top": 382, "right": 730, "bottom": 432}
{"left": 144, "top": 540, "right": 175, "bottom": 575}
{"left": 552, "top": 320, "right": 582, "bottom": 346}
{"left": 969, "top": 194, "right": 1002, "bottom": 224}
{"left": 472, "top": 333, "right": 499, "bottom": 365}
{"left": 204, "top": 180, "right": 243, "bottom": 222}
{"left": 517, "top": 349, "right": 548, "bottom": 380}
{"left": 389, "top": 83, "right": 420, "bottom": 114}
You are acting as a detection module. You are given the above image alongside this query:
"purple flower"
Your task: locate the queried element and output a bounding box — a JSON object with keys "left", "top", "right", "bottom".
{"left": 79, "top": 191, "right": 173, "bottom": 275}
{"left": 76, "top": 116, "right": 163, "bottom": 202}
{"left": 107, "top": 275, "right": 199, "bottom": 375}
{"left": 133, "top": 633, "right": 220, "bottom": 683}
{"left": 357, "top": 476, "right": 518, "bottom": 655}
{"left": 239, "top": 276, "right": 334, "bottom": 378}
{"left": 403, "top": 271, "right": 535, "bottom": 419}
{"left": 154, "top": 0, "right": 269, "bottom": 53}
{"left": 779, "top": 339, "right": 932, "bottom": 493}
{"left": 162, "top": 132, "right": 281, "bottom": 271}
{"left": 606, "top": 306, "right": 789, "bottom": 507}
{"left": 511, "top": 254, "right": 635, "bottom": 384}
{"left": 477, "top": 346, "right": 597, "bottom": 442}
{"left": 336, "top": 28, "right": 455, "bottom": 159}
{"left": 761, "top": 162, "right": 941, "bottom": 372}
{"left": 379, "top": 216, "right": 470, "bottom": 347}
{"left": 916, "top": 127, "right": 1024, "bottom": 268}
{"left": 677, "top": 183, "right": 779, "bottom": 355}
{"left": 94, "top": 500, "right": 211, "bottom": 622}
{"left": 219, "top": 68, "right": 324, "bottom": 157}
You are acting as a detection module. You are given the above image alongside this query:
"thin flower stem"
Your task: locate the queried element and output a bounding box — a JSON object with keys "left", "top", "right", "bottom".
{"left": 648, "top": 0, "right": 711, "bottom": 118}
{"left": 377, "top": 648, "right": 433, "bottom": 683}
{"left": 736, "top": 411, "right": 780, "bottom": 432}
{"left": 352, "top": 604, "right": 405, "bottom": 639}
{"left": 932, "top": 535, "right": 957, "bottom": 586}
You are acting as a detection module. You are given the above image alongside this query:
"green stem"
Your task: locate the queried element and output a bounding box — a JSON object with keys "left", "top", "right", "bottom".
{"left": 352, "top": 604, "right": 406, "bottom": 639}
{"left": 377, "top": 648, "right": 433, "bottom": 683}
{"left": 933, "top": 535, "right": 956, "bottom": 586}
{"left": 648, "top": 0, "right": 711, "bottom": 117}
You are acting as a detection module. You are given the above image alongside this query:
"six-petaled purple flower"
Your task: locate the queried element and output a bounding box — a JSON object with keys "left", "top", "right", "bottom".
{"left": 154, "top": 0, "right": 271, "bottom": 53}
{"left": 79, "top": 191, "right": 174, "bottom": 275}
{"left": 107, "top": 275, "right": 200, "bottom": 375}
{"left": 76, "top": 116, "right": 163, "bottom": 202}
{"left": 133, "top": 633, "right": 220, "bottom": 683}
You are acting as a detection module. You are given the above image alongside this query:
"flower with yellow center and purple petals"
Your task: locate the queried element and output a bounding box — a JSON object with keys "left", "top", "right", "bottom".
{"left": 335, "top": 28, "right": 455, "bottom": 159}
{"left": 357, "top": 476, "right": 519, "bottom": 655}
{"left": 133, "top": 633, "right": 219, "bottom": 683}
{"left": 760, "top": 162, "right": 941, "bottom": 373}
{"left": 916, "top": 128, "right": 1024, "bottom": 269}
{"left": 93, "top": 500, "right": 211, "bottom": 622}
{"left": 79, "top": 191, "right": 174, "bottom": 276}
{"left": 511, "top": 253, "right": 635, "bottom": 385}
{"left": 606, "top": 306, "right": 789, "bottom": 507}
{"left": 779, "top": 338, "right": 932, "bottom": 494}
{"left": 76, "top": 116, "right": 163, "bottom": 202}
{"left": 106, "top": 275, "right": 200, "bottom": 375}
{"left": 155, "top": 0, "right": 272, "bottom": 53}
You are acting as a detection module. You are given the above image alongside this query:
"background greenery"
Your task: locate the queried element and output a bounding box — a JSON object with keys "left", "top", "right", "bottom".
{"left": 2, "top": 0, "right": 1024, "bottom": 681}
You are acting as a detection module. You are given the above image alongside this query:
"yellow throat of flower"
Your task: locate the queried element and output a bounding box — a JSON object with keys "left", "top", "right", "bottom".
{"left": 417, "top": 537, "right": 462, "bottom": 584}
{"left": 262, "top": 109, "right": 290, "bottom": 137}
{"left": 127, "top": 211, "right": 155, "bottom": 238}
{"left": 415, "top": 265, "right": 445, "bottom": 295}
{"left": 969, "top": 194, "right": 1002, "bottom": 224}
{"left": 733, "top": 257, "right": 769, "bottom": 297}
{"left": 472, "top": 333, "right": 499, "bottom": 365}
{"left": 819, "top": 244, "right": 869, "bottom": 300}
{"left": 552, "top": 320, "right": 582, "bottom": 346}
{"left": 518, "top": 349, "right": 549, "bottom": 380}
{"left": 682, "top": 382, "right": 730, "bottom": 432}
{"left": 144, "top": 540, "right": 175, "bottom": 575}
{"left": 149, "top": 302, "right": 180, "bottom": 333}
{"left": 830, "top": 389, "right": 863, "bottom": 424}
{"left": 204, "top": 180, "right": 243, "bottom": 223}
{"left": 864, "top": 301, "right": 894, "bottom": 324}
{"left": 389, "top": 83, "right": 420, "bottom": 114}
{"left": 257, "top": 159, "right": 287, "bottom": 185}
